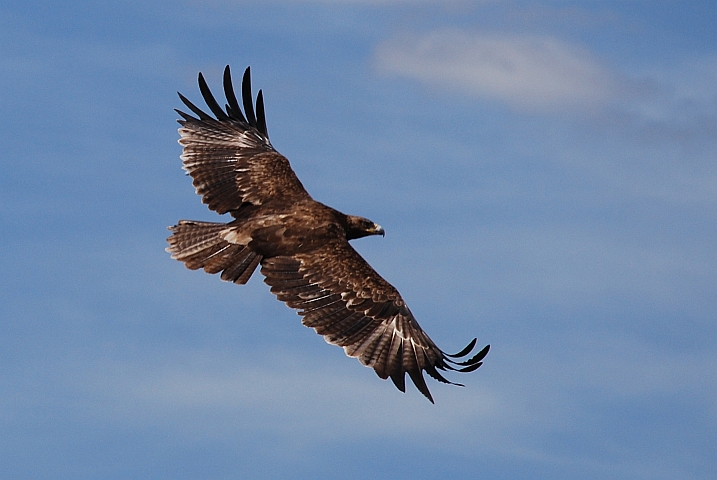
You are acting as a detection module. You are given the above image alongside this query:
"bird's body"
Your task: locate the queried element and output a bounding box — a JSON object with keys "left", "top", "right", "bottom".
{"left": 167, "top": 66, "right": 488, "bottom": 402}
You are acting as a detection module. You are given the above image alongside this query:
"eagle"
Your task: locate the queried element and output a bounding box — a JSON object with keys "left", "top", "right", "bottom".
{"left": 166, "top": 66, "right": 489, "bottom": 402}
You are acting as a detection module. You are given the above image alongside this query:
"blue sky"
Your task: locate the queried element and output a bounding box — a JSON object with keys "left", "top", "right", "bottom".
{"left": 1, "top": 1, "right": 716, "bottom": 479}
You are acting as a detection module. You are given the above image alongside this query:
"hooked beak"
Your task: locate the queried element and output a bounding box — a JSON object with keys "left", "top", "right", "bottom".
{"left": 373, "top": 223, "right": 385, "bottom": 237}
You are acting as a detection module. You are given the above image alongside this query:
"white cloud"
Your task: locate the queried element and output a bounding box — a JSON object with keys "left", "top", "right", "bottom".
{"left": 374, "top": 30, "right": 619, "bottom": 112}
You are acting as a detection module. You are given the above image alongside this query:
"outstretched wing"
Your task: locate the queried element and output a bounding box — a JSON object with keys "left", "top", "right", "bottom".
{"left": 260, "top": 239, "right": 489, "bottom": 403}
{"left": 176, "top": 66, "right": 310, "bottom": 216}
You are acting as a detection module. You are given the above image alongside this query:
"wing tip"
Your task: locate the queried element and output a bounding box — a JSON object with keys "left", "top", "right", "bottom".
{"left": 177, "top": 65, "right": 270, "bottom": 139}
{"left": 241, "top": 66, "right": 258, "bottom": 128}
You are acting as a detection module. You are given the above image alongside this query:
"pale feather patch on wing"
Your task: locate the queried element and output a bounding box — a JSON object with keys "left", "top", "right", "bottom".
{"left": 260, "top": 243, "right": 488, "bottom": 403}
{"left": 220, "top": 228, "right": 253, "bottom": 245}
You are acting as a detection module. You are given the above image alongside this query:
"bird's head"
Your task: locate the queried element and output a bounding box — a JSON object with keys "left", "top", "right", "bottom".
{"left": 345, "top": 215, "right": 385, "bottom": 240}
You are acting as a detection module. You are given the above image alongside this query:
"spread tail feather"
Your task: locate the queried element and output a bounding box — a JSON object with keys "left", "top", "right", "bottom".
{"left": 166, "top": 220, "right": 262, "bottom": 284}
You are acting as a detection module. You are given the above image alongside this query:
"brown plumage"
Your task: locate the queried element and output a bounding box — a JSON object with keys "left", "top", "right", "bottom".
{"left": 167, "top": 66, "right": 489, "bottom": 402}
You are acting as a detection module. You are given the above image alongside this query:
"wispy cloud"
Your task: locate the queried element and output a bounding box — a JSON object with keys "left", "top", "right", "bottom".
{"left": 11, "top": 334, "right": 710, "bottom": 478}
{"left": 615, "top": 54, "right": 717, "bottom": 157}
{"left": 374, "top": 30, "right": 619, "bottom": 112}
{"left": 50, "top": 348, "right": 503, "bottom": 441}
{"left": 374, "top": 28, "right": 717, "bottom": 142}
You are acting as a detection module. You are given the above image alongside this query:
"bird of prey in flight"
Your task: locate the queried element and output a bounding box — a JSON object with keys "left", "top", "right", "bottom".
{"left": 167, "top": 66, "right": 489, "bottom": 402}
